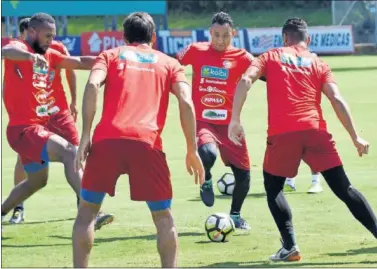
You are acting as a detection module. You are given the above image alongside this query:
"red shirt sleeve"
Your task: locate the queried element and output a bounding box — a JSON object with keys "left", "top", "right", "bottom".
{"left": 320, "top": 61, "right": 336, "bottom": 85}
{"left": 92, "top": 51, "right": 110, "bottom": 73}
{"left": 238, "top": 51, "right": 254, "bottom": 73}
{"left": 169, "top": 59, "right": 188, "bottom": 91}
{"left": 176, "top": 44, "right": 196, "bottom": 66}
{"left": 251, "top": 51, "right": 269, "bottom": 78}
{"left": 49, "top": 49, "right": 66, "bottom": 69}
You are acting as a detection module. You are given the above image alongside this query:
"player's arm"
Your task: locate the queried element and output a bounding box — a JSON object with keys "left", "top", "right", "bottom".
{"left": 82, "top": 68, "right": 106, "bottom": 137}
{"left": 55, "top": 55, "right": 96, "bottom": 70}
{"left": 172, "top": 82, "right": 197, "bottom": 153}
{"left": 322, "top": 83, "right": 359, "bottom": 141}
{"left": 231, "top": 66, "right": 262, "bottom": 122}
{"left": 171, "top": 81, "right": 204, "bottom": 184}
{"left": 1, "top": 43, "right": 33, "bottom": 61}
{"left": 1, "top": 43, "right": 47, "bottom": 67}
{"left": 321, "top": 64, "right": 369, "bottom": 156}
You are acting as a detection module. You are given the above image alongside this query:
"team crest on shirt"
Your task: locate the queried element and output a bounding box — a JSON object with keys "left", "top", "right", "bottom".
{"left": 119, "top": 50, "right": 158, "bottom": 64}
{"left": 223, "top": 60, "right": 232, "bottom": 69}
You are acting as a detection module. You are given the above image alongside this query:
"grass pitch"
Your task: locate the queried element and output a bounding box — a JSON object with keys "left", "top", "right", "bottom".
{"left": 1, "top": 55, "right": 377, "bottom": 267}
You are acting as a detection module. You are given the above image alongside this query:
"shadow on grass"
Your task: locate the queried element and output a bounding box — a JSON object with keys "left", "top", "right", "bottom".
{"left": 327, "top": 246, "right": 377, "bottom": 257}
{"left": 2, "top": 218, "right": 76, "bottom": 226}
{"left": 187, "top": 192, "right": 267, "bottom": 202}
{"left": 2, "top": 243, "right": 70, "bottom": 248}
{"left": 50, "top": 232, "right": 204, "bottom": 243}
{"left": 205, "top": 260, "right": 377, "bottom": 268}
{"left": 332, "top": 66, "right": 377, "bottom": 72}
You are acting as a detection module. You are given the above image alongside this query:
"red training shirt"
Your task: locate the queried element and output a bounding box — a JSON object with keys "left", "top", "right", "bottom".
{"left": 91, "top": 44, "right": 187, "bottom": 150}
{"left": 251, "top": 45, "right": 336, "bottom": 136}
{"left": 177, "top": 42, "right": 253, "bottom": 125}
{"left": 3, "top": 40, "right": 66, "bottom": 126}
{"left": 49, "top": 40, "right": 70, "bottom": 111}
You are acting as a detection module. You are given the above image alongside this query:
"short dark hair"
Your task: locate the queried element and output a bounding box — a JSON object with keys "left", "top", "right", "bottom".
{"left": 282, "top": 17, "right": 308, "bottom": 42}
{"left": 211, "top": 12, "right": 233, "bottom": 27}
{"left": 123, "top": 12, "right": 155, "bottom": 44}
{"left": 19, "top": 17, "right": 30, "bottom": 33}
{"left": 29, "top": 12, "right": 55, "bottom": 29}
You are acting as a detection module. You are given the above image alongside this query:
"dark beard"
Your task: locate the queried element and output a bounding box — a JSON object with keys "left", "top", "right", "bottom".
{"left": 31, "top": 41, "right": 47, "bottom": 54}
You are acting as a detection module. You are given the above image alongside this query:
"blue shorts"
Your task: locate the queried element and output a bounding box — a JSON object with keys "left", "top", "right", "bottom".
{"left": 23, "top": 144, "right": 50, "bottom": 173}
{"left": 80, "top": 188, "right": 172, "bottom": 211}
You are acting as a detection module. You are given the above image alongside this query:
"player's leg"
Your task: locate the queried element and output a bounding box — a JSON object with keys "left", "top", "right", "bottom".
{"left": 72, "top": 140, "right": 119, "bottom": 267}
{"left": 2, "top": 125, "right": 53, "bottom": 220}
{"left": 9, "top": 155, "right": 27, "bottom": 224}
{"left": 198, "top": 143, "right": 217, "bottom": 207}
{"left": 321, "top": 166, "right": 377, "bottom": 238}
{"left": 127, "top": 140, "right": 177, "bottom": 267}
{"left": 197, "top": 121, "right": 219, "bottom": 207}
{"left": 2, "top": 166, "right": 49, "bottom": 220}
{"left": 304, "top": 130, "right": 377, "bottom": 238}
{"left": 307, "top": 170, "right": 322, "bottom": 194}
{"left": 218, "top": 125, "right": 251, "bottom": 229}
{"left": 47, "top": 111, "right": 114, "bottom": 230}
{"left": 263, "top": 132, "right": 303, "bottom": 262}
{"left": 284, "top": 177, "right": 296, "bottom": 192}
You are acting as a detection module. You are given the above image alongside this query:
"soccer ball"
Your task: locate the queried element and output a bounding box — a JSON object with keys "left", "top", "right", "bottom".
{"left": 204, "top": 213, "right": 235, "bottom": 242}
{"left": 217, "top": 173, "right": 235, "bottom": 195}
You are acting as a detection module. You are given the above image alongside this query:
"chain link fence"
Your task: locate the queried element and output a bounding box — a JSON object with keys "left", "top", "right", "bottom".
{"left": 332, "top": 0, "right": 377, "bottom": 44}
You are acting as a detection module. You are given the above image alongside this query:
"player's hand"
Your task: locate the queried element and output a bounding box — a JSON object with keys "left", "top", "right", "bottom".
{"left": 352, "top": 136, "right": 369, "bottom": 157}
{"left": 228, "top": 120, "right": 245, "bottom": 147}
{"left": 186, "top": 150, "right": 205, "bottom": 185}
{"left": 30, "top": 53, "right": 48, "bottom": 69}
{"left": 75, "top": 135, "right": 91, "bottom": 172}
{"left": 70, "top": 102, "right": 78, "bottom": 122}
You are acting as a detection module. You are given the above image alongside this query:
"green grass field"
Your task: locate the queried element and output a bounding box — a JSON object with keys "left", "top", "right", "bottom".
{"left": 61, "top": 8, "right": 331, "bottom": 35}
{"left": 2, "top": 55, "right": 377, "bottom": 268}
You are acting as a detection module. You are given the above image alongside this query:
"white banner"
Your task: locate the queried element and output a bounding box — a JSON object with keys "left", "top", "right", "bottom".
{"left": 246, "top": 25, "right": 354, "bottom": 54}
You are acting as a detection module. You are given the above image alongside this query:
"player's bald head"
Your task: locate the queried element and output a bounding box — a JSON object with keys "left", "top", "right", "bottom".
{"left": 29, "top": 13, "right": 55, "bottom": 29}
{"left": 282, "top": 17, "right": 309, "bottom": 43}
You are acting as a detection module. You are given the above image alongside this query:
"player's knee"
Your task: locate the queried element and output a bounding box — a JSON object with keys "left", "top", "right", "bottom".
{"left": 62, "top": 143, "right": 77, "bottom": 163}
{"left": 198, "top": 143, "right": 217, "bottom": 169}
{"left": 263, "top": 170, "right": 285, "bottom": 198}
{"left": 147, "top": 199, "right": 172, "bottom": 213}
{"left": 80, "top": 188, "right": 106, "bottom": 205}
{"left": 232, "top": 165, "right": 251, "bottom": 190}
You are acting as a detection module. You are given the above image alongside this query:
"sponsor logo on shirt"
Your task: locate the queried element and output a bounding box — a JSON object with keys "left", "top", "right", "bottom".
{"left": 201, "top": 93, "right": 225, "bottom": 108}
{"left": 199, "top": 86, "right": 226, "bottom": 94}
{"left": 202, "top": 109, "right": 228, "bottom": 120}
{"left": 177, "top": 44, "right": 191, "bottom": 60}
{"left": 201, "top": 66, "right": 229, "bottom": 80}
{"left": 120, "top": 50, "right": 158, "bottom": 63}
{"left": 280, "top": 53, "right": 313, "bottom": 67}
{"left": 200, "top": 78, "right": 227, "bottom": 85}
{"left": 223, "top": 60, "right": 232, "bottom": 69}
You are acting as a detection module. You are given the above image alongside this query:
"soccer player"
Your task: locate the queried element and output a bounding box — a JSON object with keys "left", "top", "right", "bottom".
{"left": 9, "top": 17, "right": 81, "bottom": 224}
{"left": 72, "top": 12, "right": 204, "bottom": 268}
{"left": 1, "top": 13, "right": 113, "bottom": 230}
{"left": 176, "top": 12, "right": 253, "bottom": 229}
{"left": 284, "top": 170, "right": 323, "bottom": 194}
{"left": 229, "top": 17, "right": 377, "bottom": 262}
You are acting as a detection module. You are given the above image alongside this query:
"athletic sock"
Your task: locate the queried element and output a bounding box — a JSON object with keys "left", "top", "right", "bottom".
{"left": 311, "top": 173, "right": 320, "bottom": 185}
{"left": 286, "top": 177, "right": 295, "bottom": 186}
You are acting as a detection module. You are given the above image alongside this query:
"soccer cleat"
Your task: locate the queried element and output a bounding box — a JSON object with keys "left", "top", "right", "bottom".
{"left": 200, "top": 179, "right": 215, "bottom": 207}
{"left": 230, "top": 214, "right": 251, "bottom": 230}
{"left": 307, "top": 182, "right": 323, "bottom": 194}
{"left": 9, "top": 208, "right": 24, "bottom": 224}
{"left": 94, "top": 212, "right": 114, "bottom": 231}
{"left": 269, "top": 245, "right": 301, "bottom": 262}
{"left": 284, "top": 183, "right": 296, "bottom": 192}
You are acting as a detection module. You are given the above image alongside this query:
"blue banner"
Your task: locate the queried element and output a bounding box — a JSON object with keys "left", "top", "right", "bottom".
{"left": 55, "top": 36, "right": 81, "bottom": 56}
{"left": 3, "top": 1, "right": 167, "bottom": 16}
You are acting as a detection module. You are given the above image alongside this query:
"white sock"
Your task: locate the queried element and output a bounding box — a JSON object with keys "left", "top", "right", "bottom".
{"left": 312, "top": 173, "right": 320, "bottom": 184}
{"left": 286, "top": 177, "right": 295, "bottom": 186}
